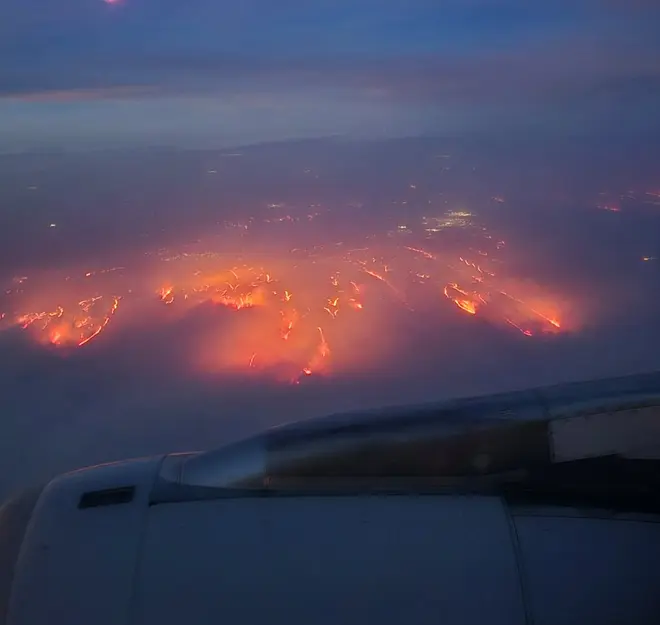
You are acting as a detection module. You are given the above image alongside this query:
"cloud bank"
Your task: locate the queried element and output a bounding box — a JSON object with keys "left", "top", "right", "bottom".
{"left": 0, "top": 0, "right": 658, "bottom": 149}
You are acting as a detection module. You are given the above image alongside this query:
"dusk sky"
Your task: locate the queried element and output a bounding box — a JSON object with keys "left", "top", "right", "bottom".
{"left": 1, "top": 1, "right": 659, "bottom": 498}
{"left": 1, "top": 0, "right": 660, "bottom": 150}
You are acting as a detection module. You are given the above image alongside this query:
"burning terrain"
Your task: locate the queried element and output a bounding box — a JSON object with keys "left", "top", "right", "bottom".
{"left": 1, "top": 211, "right": 570, "bottom": 383}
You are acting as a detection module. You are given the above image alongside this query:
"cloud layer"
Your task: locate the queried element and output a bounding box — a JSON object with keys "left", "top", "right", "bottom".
{"left": 1, "top": 0, "right": 658, "bottom": 149}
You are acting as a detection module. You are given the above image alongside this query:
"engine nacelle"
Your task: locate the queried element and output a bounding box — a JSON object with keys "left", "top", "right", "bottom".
{"left": 2, "top": 370, "right": 660, "bottom": 625}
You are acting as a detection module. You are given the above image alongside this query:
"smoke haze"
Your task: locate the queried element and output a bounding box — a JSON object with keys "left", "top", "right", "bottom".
{"left": 1, "top": 137, "right": 659, "bottom": 497}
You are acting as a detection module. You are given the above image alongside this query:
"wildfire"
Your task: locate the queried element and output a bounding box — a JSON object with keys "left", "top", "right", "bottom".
{"left": 1, "top": 231, "right": 570, "bottom": 379}
{"left": 444, "top": 284, "right": 478, "bottom": 315}
{"left": 12, "top": 295, "right": 121, "bottom": 347}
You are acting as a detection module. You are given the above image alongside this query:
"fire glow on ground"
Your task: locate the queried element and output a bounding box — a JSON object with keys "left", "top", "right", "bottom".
{"left": 1, "top": 210, "right": 570, "bottom": 384}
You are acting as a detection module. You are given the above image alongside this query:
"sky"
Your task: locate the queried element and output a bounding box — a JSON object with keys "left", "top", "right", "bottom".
{"left": 1, "top": 0, "right": 659, "bottom": 150}
{"left": 0, "top": 2, "right": 659, "bottom": 499}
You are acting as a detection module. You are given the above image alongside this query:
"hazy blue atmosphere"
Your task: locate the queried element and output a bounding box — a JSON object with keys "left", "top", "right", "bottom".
{"left": 0, "top": 0, "right": 659, "bottom": 498}
{"left": 2, "top": 0, "right": 660, "bottom": 151}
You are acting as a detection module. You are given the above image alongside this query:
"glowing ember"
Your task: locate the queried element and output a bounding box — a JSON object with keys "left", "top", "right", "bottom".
{"left": 444, "top": 284, "right": 478, "bottom": 315}
{"left": 12, "top": 295, "right": 121, "bottom": 347}
{"left": 0, "top": 224, "right": 571, "bottom": 380}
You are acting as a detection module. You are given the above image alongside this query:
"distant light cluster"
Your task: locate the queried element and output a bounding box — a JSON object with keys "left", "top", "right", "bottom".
{"left": 422, "top": 211, "right": 474, "bottom": 233}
